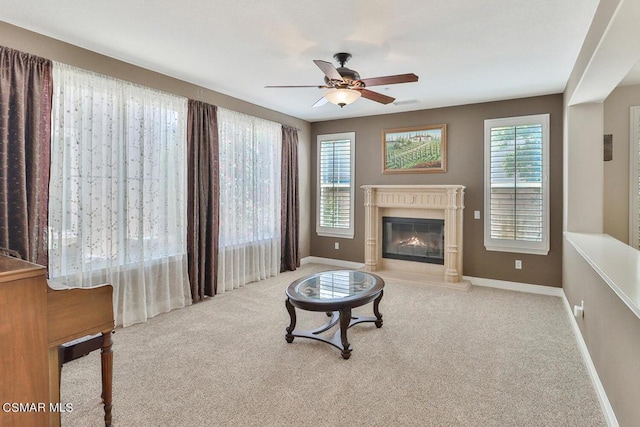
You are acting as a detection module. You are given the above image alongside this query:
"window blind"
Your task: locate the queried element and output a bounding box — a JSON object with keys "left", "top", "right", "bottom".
{"left": 319, "top": 139, "right": 351, "bottom": 230}
{"left": 489, "top": 124, "right": 543, "bottom": 242}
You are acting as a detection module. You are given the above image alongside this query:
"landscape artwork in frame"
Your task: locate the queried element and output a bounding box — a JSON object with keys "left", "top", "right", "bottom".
{"left": 383, "top": 124, "right": 447, "bottom": 173}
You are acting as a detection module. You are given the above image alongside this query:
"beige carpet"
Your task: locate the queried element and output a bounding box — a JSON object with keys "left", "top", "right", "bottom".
{"left": 61, "top": 263, "right": 606, "bottom": 426}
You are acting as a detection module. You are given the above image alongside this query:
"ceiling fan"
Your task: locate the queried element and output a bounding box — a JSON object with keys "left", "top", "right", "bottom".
{"left": 265, "top": 52, "right": 419, "bottom": 108}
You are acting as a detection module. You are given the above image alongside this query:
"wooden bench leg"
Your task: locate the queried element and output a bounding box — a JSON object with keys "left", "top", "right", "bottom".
{"left": 101, "top": 331, "right": 113, "bottom": 427}
{"left": 58, "top": 332, "right": 114, "bottom": 426}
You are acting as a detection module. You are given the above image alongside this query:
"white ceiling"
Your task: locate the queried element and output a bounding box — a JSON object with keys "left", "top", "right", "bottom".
{"left": 1, "top": 0, "right": 600, "bottom": 122}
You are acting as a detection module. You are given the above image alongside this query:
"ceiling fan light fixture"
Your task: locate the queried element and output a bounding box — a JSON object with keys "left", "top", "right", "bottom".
{"left": 324, "top": 88, "right": 361, "bottom": 108}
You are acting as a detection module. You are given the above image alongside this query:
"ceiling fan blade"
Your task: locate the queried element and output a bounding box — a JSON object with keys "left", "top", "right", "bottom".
{"left": 358, "top": 89, "right": 396, "bottom": 105}
{"left": 360, "top": 73, "right": 419, "bottom": 87}
{"left": 264, "top": 85, "right": 326, "bottom": 88}
{"left": 313, "top": 60, "right": 343, "bottom": 81}
{"left": 312, "top": 97, "right": 329, "bottom": 108}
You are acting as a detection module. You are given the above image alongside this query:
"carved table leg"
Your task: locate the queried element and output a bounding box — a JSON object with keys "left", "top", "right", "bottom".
{"left": 339, "top": 306, "right": 352, "bottom": 359}
{"left": 285, "top": 298, "right": 296, "bottom": 343}
{"left": 101, "top": 332, "right": 113, "bottom": 427}
{"left": 373, "top": 290, "right": 384, "bottom": 328}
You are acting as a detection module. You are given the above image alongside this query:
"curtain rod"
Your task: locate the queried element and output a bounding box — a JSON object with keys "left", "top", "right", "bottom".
{"left": 282, "top": 124, "right": 301, "bottom": 132}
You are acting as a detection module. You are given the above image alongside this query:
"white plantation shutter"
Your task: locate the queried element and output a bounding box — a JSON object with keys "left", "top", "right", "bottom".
{"left": 489, "top": 124, "right": 543, "bottom": 240}
{"left": 317, "top": 132, "right": 355, "bottom": 238}
{"left": 631, "top": 106, "right": 640, "bottom": 248}
{"left": 484, "top": 114, "right": 549, "bottom": 255}
{"left": 319, "top": 141, "right": 350, "bottom": 228}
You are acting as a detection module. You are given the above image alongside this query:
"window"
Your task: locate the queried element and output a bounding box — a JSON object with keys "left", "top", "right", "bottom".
{"left": 217, "top": 108, "right": 282, "bottom": 292}
{"left": 630, "top": 106, "right": 640, "bottom": 248}
{"left": 317, "top": 132, "right": 355, "bottom": 238}
{"left": 484, "top": 114, "right": 549, "bottom": 255}
{"left": 49, "top": 62, "right": 191, "bottom": 326}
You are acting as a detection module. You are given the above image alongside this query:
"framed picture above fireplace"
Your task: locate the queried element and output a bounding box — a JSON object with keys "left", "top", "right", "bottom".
{"left": 382, "top": 124, "right": 447, "bottom": 174}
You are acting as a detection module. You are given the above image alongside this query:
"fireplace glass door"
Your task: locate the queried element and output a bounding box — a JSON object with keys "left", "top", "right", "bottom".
{"left": 382, "top": 217, "right": 444, "bottom": 265}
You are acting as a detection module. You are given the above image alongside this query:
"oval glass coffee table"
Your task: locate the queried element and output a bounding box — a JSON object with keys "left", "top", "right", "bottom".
{"left": 285, "top": 270, "right": 384, "bottom": 359}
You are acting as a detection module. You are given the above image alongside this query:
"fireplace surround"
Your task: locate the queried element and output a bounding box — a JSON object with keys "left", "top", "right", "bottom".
{"left": 361, "top": 185, "right": 469, "bottom": 290}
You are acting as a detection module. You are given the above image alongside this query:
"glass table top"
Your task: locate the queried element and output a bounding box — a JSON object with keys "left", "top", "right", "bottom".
{"left": 290, "top": 270, "right": 380, "bottom": 301}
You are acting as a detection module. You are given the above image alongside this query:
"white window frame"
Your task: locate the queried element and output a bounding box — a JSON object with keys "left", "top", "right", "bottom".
{"left": 484, "top": 114, "right": 550, "bottom": 255}
{"left": 316, "top": 132, "right": 355, "bottom": 239}
{"left": 629, "top": 106, "right": 640, "bottom": 249}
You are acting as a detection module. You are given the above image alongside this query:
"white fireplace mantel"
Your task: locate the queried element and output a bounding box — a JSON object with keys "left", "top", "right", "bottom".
{"left": 361, "top": 185, "right": 469, "bottom": 290}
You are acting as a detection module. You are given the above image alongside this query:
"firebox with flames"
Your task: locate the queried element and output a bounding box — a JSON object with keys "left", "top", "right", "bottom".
{"left": 382, "top": 217, "right": 444, "bottom": 265}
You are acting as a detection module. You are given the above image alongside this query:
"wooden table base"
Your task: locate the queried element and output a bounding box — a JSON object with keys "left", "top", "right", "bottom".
{"left": 285, "top": 291, "right": 383, "bottom": 359}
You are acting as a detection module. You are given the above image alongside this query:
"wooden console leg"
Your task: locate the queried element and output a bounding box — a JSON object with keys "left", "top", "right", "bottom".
{"left": 373, "top": 290, "right": 384, "bottom": 328}
{"left": 101, "top": 332, "right": 113, "bottom": 427}
{"left": 339, "top": 307, "right": 352, "bottom": 359}
{"left": 285, "top": 298, "right": 297, "bottom": 343}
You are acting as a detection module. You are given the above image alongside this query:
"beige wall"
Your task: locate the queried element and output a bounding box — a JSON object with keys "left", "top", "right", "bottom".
{"left": 564, "top": 102, "right": 604, "bottom": 233}
{"left": 564, "top": 242, "right": 640, "bottom": 426}
{"left": 563, "top": 0, "right": 640, "bottom": 424}
{"left": 0, "top": 20, "right": 312, "bottom": 258}
{"left": 311, "top": 94, "right": 564, "bottom": 287}
{"left": 603, "top": 84, "right": 640, "bottom": 244}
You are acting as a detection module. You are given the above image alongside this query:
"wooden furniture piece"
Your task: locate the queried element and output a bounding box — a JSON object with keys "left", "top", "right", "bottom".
{"left": 285, "top": 270, "right": 384, "bottom": 359}
{"left": 0, "top": 255, "right": 114, "bottom": 427}
{"left": 59, "top": 333, "right": 107, "bottom": 365}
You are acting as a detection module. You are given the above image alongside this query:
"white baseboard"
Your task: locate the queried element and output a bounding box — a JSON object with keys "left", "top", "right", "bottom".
{"left": 561, "top": 293, "right": 618, "bottom": 427}
{"left": 464, "top": 275, "right": 564, "bottom": 297}
{"left": 300, "top": 256, "right": 365, "bottom": 270}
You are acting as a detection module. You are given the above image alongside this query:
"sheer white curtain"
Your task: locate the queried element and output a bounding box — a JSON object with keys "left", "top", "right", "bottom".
{"left": 217, "top": 108, "right": 281, "bottom": 293}
{"left": 48, "top": 63, "right": 191, "bottom": 327}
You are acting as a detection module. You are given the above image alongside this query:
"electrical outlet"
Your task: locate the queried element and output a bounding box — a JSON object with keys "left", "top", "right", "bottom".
{"left": 574, "top": 300, "right": 585, "bottom": 318}
{"left": 515, "top": 260, "right": 522, "bottom": 269}
{"left": 474, "top": 210, "right": 481, "bottom": 219}
{"left": 334, "top": 242, "right": 339, "bottom": 250}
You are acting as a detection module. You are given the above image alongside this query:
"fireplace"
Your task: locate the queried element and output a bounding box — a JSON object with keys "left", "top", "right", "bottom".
{"left": 361, "top": 184, "right": 469, "bottom": 290}
{"left": 382, "top": 217, "right": 444, "bottom": 265}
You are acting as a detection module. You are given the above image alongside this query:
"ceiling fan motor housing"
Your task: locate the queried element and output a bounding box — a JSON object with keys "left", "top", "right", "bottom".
{"left": 324, "top": 67, "right": 361, "bottom": 87}
{"left": 325, "top": 52, "right": 363, "bottom": 87}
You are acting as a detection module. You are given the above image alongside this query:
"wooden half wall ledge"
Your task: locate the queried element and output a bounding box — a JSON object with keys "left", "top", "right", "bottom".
{"left": 565, "top": 232, "right": 640, "bottom": 319}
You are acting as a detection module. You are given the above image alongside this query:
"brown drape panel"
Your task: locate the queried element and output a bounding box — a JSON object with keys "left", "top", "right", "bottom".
{"left": 281, "top": 125, "right": 300, "bottom": 272}
{"left": 0, "top": 46, "right": 52, "bottom": 264}
{"left": 187, "top": 100, "right": 219, "bottom": 301}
